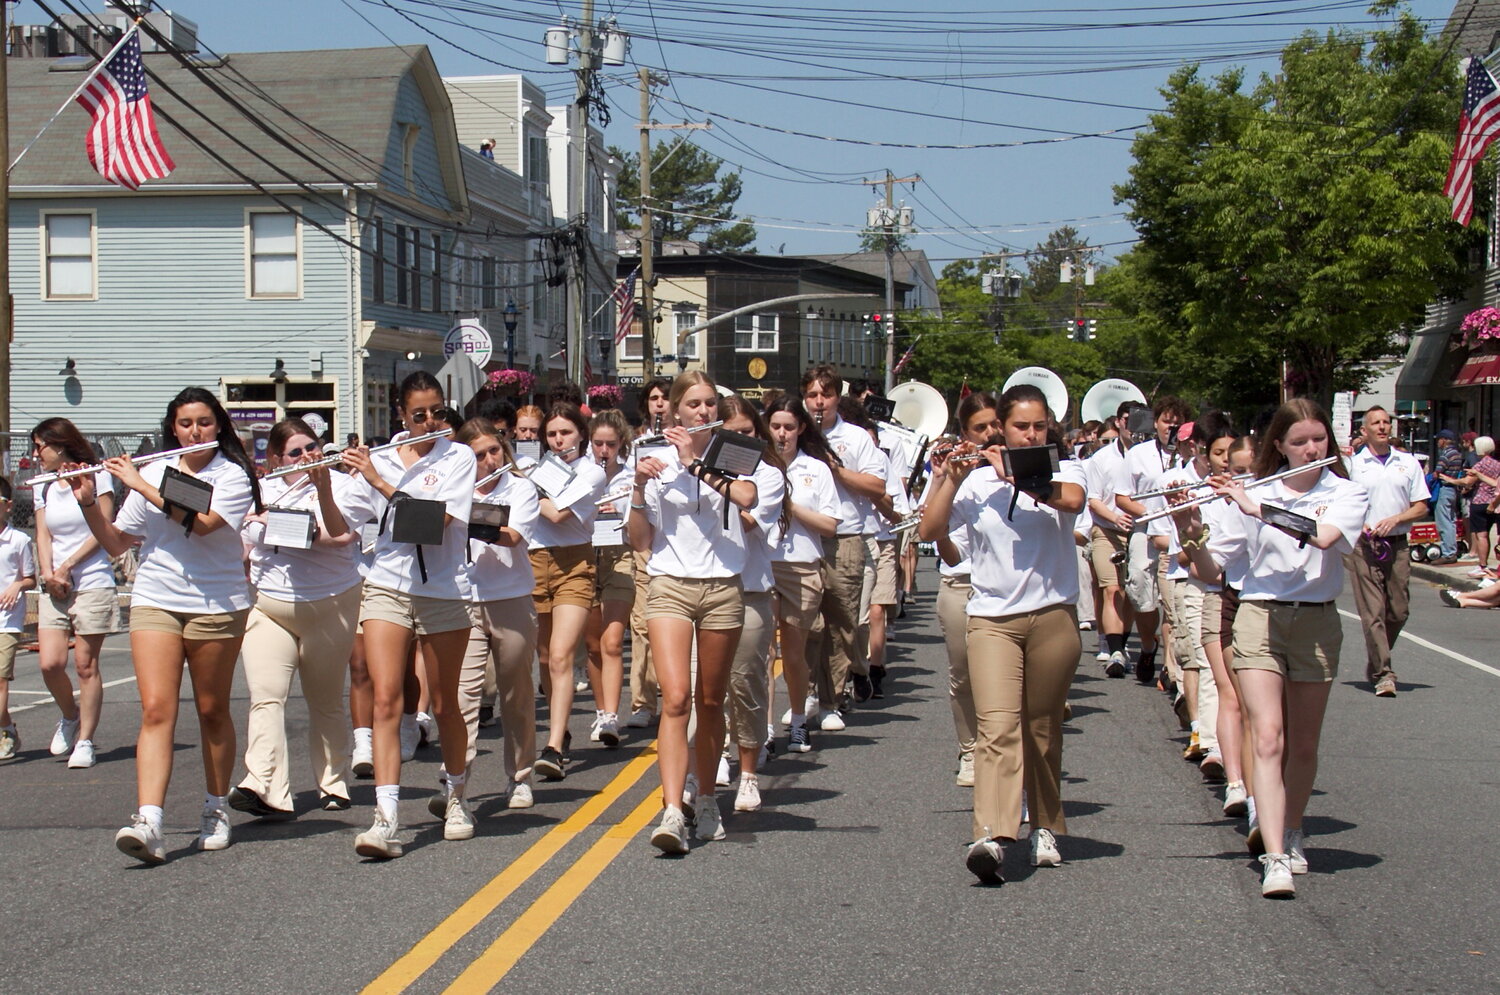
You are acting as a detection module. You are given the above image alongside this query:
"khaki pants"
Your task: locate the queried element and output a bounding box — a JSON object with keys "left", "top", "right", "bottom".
{"left": 813, "top": 534, "right": 869, "bottom": 708}
{"left": 238, "top": 586, "right": 360, "bottom": 810}
{"left": 1344, "top": 535, "right": 1410, "bottom": 683}
{"left": 461, "top": 596, "right": 538, "bottom": 781}
{"left": 727, "top": 591, "right": 775, "bottom": 749}
{"left": 1178, "top": 582, "right": 1219, "bottom": 752}
{"left": 967, "top": 604, "right": 1079, "bottom": 842}
{"left": 629, "top": 550, "right": 659, "bottom": 714}
{"left": 937, "top": 575, "right": 977, "bottom": 756}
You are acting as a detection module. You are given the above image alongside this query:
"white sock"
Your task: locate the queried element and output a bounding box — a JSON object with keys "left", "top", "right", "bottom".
{"left": 354, "top": 726, "right": 373, "bottom": 747}
{"left": 1247, "top": 796, "right": 1258, "bottom": 822}
{"left": 446, "top": 771, "right": 466, "bottom": 798}
{"left": 1189, "top": 719, "right": 1200, "bottom": 734}
{"left": 205, "top": 793, "right": 227, "bottom": 812}
{"left": 375, "top": 785, "right": 400, "bottom": 823}
{"left": 139, "top": 804, "right": 164, "bottom": 829}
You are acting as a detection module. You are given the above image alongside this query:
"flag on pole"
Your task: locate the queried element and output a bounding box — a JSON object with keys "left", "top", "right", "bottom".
{"left": 75, "top": 29, "right": 175, "bottom": 190}
{"left": 892, "top": 335, "right": 922, "bottom": 377}
{"left": 1445, "top": 59, "right": 1500, "bottom": 226}
{"left": 613, "top": 268, "right": 639, "bottom": 346}
{"left": 959, "top": 377, "right": 971, "bottom": 401}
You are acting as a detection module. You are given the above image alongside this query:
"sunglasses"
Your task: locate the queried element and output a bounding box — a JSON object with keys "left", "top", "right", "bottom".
{"left": 283, "top": 445, "right": 320, "bottom": 459}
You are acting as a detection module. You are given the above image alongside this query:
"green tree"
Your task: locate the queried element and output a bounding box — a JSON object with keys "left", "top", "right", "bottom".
{"left": 613, "top": 141, "right": 757, "bottom": 251}
{"left": 859, "top": 228, "right": 912, "bottom": 253}
{"left": 1113, "top": 6, "right": 1481, "bottom": 409}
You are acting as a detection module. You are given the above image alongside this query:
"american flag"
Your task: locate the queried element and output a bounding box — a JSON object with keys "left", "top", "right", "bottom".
{"left": 613, "top": 269, "right": 639, "bottom": 346}
{"left": 1444, "top": 59, "right": 1500, "bottom": 226}
{"left": 892, "top": 334, "right": 921, "bottom": 377}
{"left": 75, "top": 30, "right": 175, "bottom": 190}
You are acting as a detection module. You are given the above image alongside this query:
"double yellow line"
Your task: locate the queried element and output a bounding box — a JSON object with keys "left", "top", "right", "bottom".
{"left": 363, "top": 742, "right": 661, "bottom": 994}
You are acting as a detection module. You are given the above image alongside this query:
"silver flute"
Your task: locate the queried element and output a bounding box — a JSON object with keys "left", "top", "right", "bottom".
{"left": 1135, "top": 456, "right": 1342, "bottom": 524}
{"left": 634, "top": 421, "right": 723, "bottom": 447}
{"left": 473, "top": 464, "right": 515, "bottom": 490}
{"left": 264, "top": 428, "right": 454, "bottom": 479}
{"left": 1130, "top": 473, "right": 1252, "bottom": 501}
{"left": 29, "top": 441, "right": 219, "bottom": 486}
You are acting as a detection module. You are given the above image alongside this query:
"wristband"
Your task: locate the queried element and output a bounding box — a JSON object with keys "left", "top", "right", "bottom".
{"left": 630, "top": 502, "right": 648, "bottom": 510}
{"left": 79, "top": 500, "right": 96, "bottom": 508}
{"left": 1180, "top": 523, "right": 1211, "bottom": 551}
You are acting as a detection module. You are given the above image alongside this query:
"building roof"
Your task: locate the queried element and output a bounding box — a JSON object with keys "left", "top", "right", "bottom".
{"left": 625, "top": 251, "right": 910, "bottom": 293}
{"left": 1444, "top": 0, "right": 1500, "bottom": 57}
{"left": 805, "top": 249, "right": 937, "bottom": 291}
{"left": 8, "top": 44, "right": 465, "bottom": 212}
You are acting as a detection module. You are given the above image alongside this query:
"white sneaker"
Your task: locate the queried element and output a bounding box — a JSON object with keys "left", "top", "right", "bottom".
{"left": 650, "top": 806, "right": 689, "bottom": 854}
{"left": 1284, "top": 828, "right": 1308, "bottom": 874}
{"left": 507, "top": 782, "right": 534, "bottom": 809}
{"left": 956, "top": 750, "right": 975, "bottom": 787}
{"left": 50, "top": 716, "right": 80, "bottom": 756}
{"left": 694, "top": 794, "right": 725, "bottom": 841}
{"left": 734, "top": 773, "right": 761, "bottom": 812}
{"left": 625, "top": 708, "right": 655, "bottom": 729}
{"left": 589, "top": 712, "right": 604, "bottom": 743}
{"left": 355, "top": 813, "right": 403, "bottom": 859}
{"left": 965, "top": 837, "right": 1003, "bottom": 884}
{"left": 1223, "top": 781, "right": 1249, "bottom": 818}
{"left": 1030, "top": 827, "right": 1062, "bottom": 866}
{"left": 716, "top": 755, "right": 731, "bottom": 787}
{"left": 598, "top": 712, "right": 620, "bottom": 749}
{"left": 399, "top": 715, "right": 419, "bottom": 762}
{"left": 1260, "top": 852, "right": 1295, "bottom": 897}
{"left": 68, "top": 740, "right": 96, "bottom": 769}
{"left": 1095, "top": 650, "right": 1110, "bottom": 662}
{"left": 415, "top": 711, "right": 437, "bottom": 748}
{"left": 443, "top": 795, "right": 475, "bottom": 841}
{"left": 0, "top": 726, "right": 16, "bottom": 760}
{"left": 351, "top": 732, "right": 374, "bottom": 778}
{"left": 115, "top": 814, "right": 166, "bottom": 865}
{"left": 819, "top": 709, "right": 846, "bottom": 732}
{"left": 197, "top": 806, "right": 232, "bottom": 851}
{"left": 803, "top": 695, "right": 821, "bottom": 723}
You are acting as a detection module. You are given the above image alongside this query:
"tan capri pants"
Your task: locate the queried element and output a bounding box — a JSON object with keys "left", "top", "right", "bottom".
{"left": 461, "top": 595, "right": 538, "bottom": 782}
{"left": 238, "top": 586, "right": 360, "bottom": 811}
{"left": 937, "top": 574, "right": 977, "bottom": 756}
{"left": 813, "top": 534, "right": 869, "bottom": 709}
{"left": 967, "top": 604, "right": 1080, "bottom": 842}
{"left": 727, "top": 590, "right": 775, "bottom": 750}
{"left": 629, "top": 549, "right": 658, "bottom": 714}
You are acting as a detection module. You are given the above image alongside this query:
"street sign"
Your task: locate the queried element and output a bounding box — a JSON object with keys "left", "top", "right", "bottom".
{"left": 748, "top": 358, "right": 767, "bottom": 380}
{"left": 444, "top": 319, "right": 493, "bottom": 369}
{"left": 1332, "top": 391, "right": 1354, "bottom": 448}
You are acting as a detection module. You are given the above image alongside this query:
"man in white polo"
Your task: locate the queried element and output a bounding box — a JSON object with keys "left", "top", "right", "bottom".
{"left": 1344, "top": 405, "right": 1429, "bottom": 697}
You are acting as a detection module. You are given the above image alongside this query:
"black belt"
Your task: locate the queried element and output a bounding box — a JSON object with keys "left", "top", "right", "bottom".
{"left": 1264, "top": 599, "right": 1333, "bottom": 608}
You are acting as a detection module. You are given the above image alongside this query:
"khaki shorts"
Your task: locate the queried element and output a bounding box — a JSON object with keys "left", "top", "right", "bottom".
{"left": 359, "top": 584, "right": 472, "bottom": 636}
{"left": 870, "top": 539, "right": 899, "bottom": 607}
{"left": 645, "top": 575, "right": 744, "bottom": 630}
{"left": 772, "top": 560, "right": 823, "bottom": 629}
{"left": 1089, "top": 527, "right": 1127, "bottom": 588}
{"left": 0, "top": 632, "right": 18, "bottom": 680}
{"left": 531, "top": 544, "right": 595, "bottom": 612}
{"left": 1231, "top": 600, "right": 1340, "bottom": 683}
{"left": 594, "top": 546, "right": 635, "bottom": 606}
{"left": 130, "top": 605, "right": 250, "bottom": 641}
{"left": 1200, "top": 589, "right": 1222, "bottom": 645}
{"left": 39, "top": 587, "right": 121, "bottom": 635}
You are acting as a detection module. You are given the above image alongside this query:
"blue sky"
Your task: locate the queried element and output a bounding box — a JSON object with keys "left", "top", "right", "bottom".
{"left": 22, "top": 0, "right": 1461, "bottom": 263}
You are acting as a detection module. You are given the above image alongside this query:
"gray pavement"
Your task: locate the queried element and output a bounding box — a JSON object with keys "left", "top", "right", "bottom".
{"left": 1, "top": 562, "right": 1497, "bottom": 993}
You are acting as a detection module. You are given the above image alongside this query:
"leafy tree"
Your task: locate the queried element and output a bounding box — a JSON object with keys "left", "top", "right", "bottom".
{"left": 1113, "top": 6, "right": 1481, "bottom": 408}
{"left": 859, "top": 228, "right": 912, "bottom": 254}
{"left": 612, "top": 141, "right": 757, "bottom": 251}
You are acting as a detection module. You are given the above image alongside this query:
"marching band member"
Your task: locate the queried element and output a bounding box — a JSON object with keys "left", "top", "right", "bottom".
{"left": 1173, "top": 399, "right": 1368, "bottom": 898}
{"left": 765, "top": 396, "right": 840, "bottom": 755}
{"left": 627, "top": 372, "right": 757, "bottom": 853}
{"left": 585, "top": 409, "right": 635, "bottom": 748}
{"left": 342, "top": 372, "right": 477, "bottom": 859}
{"left": 233, "top": 418, "right": 373, "bottom": 818}
{"left": 837, "top": 397, "right": 905, "bottom": 701}
{"left": 919, "top": 384, "right": 1087, "bottom": 884}
{"left": 528, "top": 403, "right": 608, "bottom": 780}
{"left": 624, "top": 377, "right": 674, "bottom": 729}
{"left": 1085, "top": 403, "right": 1140, "bottom": 677}
{"left": 30, "top": 418, "right": 119, "bottom": 770}
{"left": 513, "top": 405, "right": 543, "bottom": 446}
{"left": 455, "top": 418, "right": 539, "bottom": 811}
{"left": 71, "top": 388, "right": 261, "bottom": 864}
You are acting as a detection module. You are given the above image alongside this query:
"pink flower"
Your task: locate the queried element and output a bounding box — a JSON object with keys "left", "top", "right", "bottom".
{"left": 1460, "top": 307, "right": 1500, "bottom": 345}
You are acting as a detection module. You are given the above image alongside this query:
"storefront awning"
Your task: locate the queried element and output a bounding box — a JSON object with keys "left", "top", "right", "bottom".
{"left": 1452, "top": 354, "right": 1500, "bottom": 387}
{"left": 1396, "top": 330, "right": 1453, "bottom": 400}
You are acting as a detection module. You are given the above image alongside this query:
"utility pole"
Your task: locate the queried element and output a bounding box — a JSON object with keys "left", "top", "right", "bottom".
{"left": 862, "top": 170, "right": 918, "bottom": 393}
{"left": 0, "top": 1, "right": 11, "bottom": 468}
{"left": 564, "top": 0, "right": 595, "bottom": 389}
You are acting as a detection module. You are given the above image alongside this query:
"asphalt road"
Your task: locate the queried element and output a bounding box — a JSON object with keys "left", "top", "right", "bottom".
{"left": 1, "top": 563, "right": 1496, "bottom": 994}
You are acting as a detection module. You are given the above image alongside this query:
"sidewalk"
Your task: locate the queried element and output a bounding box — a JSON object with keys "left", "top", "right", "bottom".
{"left": 1410, "top": 556, "right": 1496, "bottom": 592}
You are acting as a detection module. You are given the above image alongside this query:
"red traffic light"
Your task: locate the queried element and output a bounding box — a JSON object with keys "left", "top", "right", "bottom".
{"left": 871, "top": 313, "right": 882, "bottom": 323}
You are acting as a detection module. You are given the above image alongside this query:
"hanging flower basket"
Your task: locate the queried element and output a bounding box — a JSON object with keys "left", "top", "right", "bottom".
{"left": 487, "top": 368, "right": 536, "bottom": 396}
{"left": 587, "top": 384, "right": 623, "bottom": 408}
{"left": 1459, "top": 307, "right": 1500, "bottom": 349}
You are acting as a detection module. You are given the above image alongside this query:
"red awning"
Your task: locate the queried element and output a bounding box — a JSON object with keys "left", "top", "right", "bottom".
{"left": 1452, "top": 354, "right": 1500, "bottom": 387}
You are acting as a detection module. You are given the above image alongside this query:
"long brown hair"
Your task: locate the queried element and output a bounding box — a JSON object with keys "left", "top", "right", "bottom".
{"left": 30, "top": 417, "right": 94, "bottom": 464}
{"left": 457, "top": 417, "right": 518, "bottom": 478}
{"left": 668, "top": 370, "right": 716, "bottom": 412}
{"left": 1252, "top": 398, "right": 1348, "bottom": 480}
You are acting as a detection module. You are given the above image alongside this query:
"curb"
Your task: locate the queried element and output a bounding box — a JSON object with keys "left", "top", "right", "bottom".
{"left": 1410, "top": 562, "right": 1489, "bottom": 592}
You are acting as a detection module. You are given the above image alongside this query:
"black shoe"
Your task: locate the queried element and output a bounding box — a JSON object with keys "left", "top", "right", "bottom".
{"left": 534, "top": 746, "right": 566, "bottom": 781}
{"left": 478, "top": 704, "right": 497, "bottom": 728}
{"left": 1134, "top": 650, "right": 1156, "bottom": 684}
{"left": 227, "top": 786, "right": 294, "bottom": 821}
{"left": 321, "top": 793, "right": 351, "bottom": 811}
{"left": 561, "top": 730, "right": 573, "bottom": 764}
{"left": 869, "top": 666, "right": 886, "bottom": 699}
{"left": 851, "top": 673, "right": 874, "bottom": 704}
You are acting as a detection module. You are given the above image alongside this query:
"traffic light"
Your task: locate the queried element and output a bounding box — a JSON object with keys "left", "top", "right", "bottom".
{"left": 1073, "top": 318, "right": 1088, "bottom": 342}
{"left": 870, "top": 313, "right": 884, "bottom": 337}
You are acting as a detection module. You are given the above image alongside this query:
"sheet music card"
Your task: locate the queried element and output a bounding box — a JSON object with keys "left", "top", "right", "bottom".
{"left": 528, "top": 452, "right": 577, "bottom": 498}
{"left": 701, "top": 430, "right": 763, "bottom": 478}
{"left": 593, "top": 512, "right": 625, "bottom": 547}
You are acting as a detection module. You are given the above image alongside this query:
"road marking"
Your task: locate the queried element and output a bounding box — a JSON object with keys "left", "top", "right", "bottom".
{"left": 9, "top": 675, "right": 139, "bottom": 713}
{"left": 1338, "top": 608, "right": 1500, "bottom": 678}
{"left": 362, "top": 742, "right": 659, "bottom": 995}
{"left": 443, "top": 790, "right": 662, "bottom": 993}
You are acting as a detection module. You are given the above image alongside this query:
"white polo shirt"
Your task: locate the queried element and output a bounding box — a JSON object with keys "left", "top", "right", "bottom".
{"left": 1146, "top": 462, "right": 1203, "bottom": 582}
{"left": 1086, "top": 441, "right": 1129, "bottom": 532}
{"left": 1347, "top": 446, "right": 1429, "bottom": 536}
{"left": 949, "top": 458, "right": 1089, "bottom": 617}
{"left": 0, "top": 526, "right": 36, "bottom": 632}
{"left": 873, "top": 449, "right": 913, "bottom": 542}
{"left": 1197, "top": 494, "right": 1244, "bottom": 591}
{"left": 116, "top": 454, "right": 256, "bottom": 613}
{"left": 464, "top": 471, "right": 540, "bottom": 603}
{"left": 823, "top": 416, "right": 887, "bottom": 536}
{"left": 528, "top": 453, "right": 607, "bottom": 549}
{"left": 39, "top": 471, "right": 116, "bottom": 592}
{"left": 244, "top": 472, "right": 376, "bottom": 602}
{"left": 642, "top": 461, "right": 748, "bottom": 579}
{"left": 359, "top": 433, "right": 476, "bottom": 600}
{"left": 740, "top": 461, "right": 787, "bottom": 594}
{"left": 1118, "top": 437, "right": 1180, "bottom": 506}
{"left": 1206, "top": 468, "right": 1368, "bottom": 604}
{"left": 775, "top": 452, "right": 839, "bottom": 565}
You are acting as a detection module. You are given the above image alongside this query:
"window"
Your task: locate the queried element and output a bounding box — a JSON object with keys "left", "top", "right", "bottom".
{"left": 410, "top": 232, "right": 424, "bottom": 311}
{"left": 734, "top": 313, "right": 778, "bottom": 352}
{"left": 481, "top": 257, "right": 497, "bottom": 310}
{"left": 394, "top": 225, "right": 409, "bottom": 306}
{"left": 526, "top": 135, "right": 549, "bottom": 186}
{"left": 246, "top": 210, "right": 298, "bottom": 298}
{"left": 372, "top": 218, "right": 386, "bottom": 303}
{"left": 401, "top": 123, "right": 419, "bottom": 191}
{"left": 430, "top": 232, "right": 442, "bottom": 310}
{"left": 676, "top": 308, "right": 701, "bottom": 360}
{"left": 42, "top": 212, "right": 95, "bottom": 299}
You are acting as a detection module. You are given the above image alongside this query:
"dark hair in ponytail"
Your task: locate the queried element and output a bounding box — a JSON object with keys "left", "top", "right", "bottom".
{"left": 162, "top": 387, "right": 262, "bottom": 512}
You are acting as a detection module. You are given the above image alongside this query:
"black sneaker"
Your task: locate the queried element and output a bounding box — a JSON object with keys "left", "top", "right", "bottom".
{"left": 851, "top": 673, "right": 874, "bottom": 703}
{"left": 534, "top": 746, "right": 566, "bottom": 781}
{"left": 787, "top": 724, "right": 812, "bottom": 753}
{"left": 228, "top": 785, "right": 294, "bottom": 821}
{"left": 870, "top": 666, "right": 886, "bottom": 699}
{"left": 1134, "top": 650, "right": 1156, "bottom": 684}
{"left": 561, "top": 730, "right": 573, "bottom": 765}
{"left": 478, "top": 704, "right": 497, "bottom": 728}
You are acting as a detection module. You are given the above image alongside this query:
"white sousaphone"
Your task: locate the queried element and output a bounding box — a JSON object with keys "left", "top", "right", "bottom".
{"left": 1002, "top": 367, "right": 1070, "bottom": 424}
{"left": 886, "top": 380, "right": 950, "bottom": 440}
{"left": 1080, "top": 378, "right": 1147, "bottom": 425}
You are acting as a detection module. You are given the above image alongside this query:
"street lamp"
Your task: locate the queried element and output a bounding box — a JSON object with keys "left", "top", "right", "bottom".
{"left": 503, "top": 298, "right": 519, "bottom": 369}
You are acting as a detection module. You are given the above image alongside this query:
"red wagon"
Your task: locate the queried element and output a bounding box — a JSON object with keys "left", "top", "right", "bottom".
{"left": 1406, "top": 520, "right": 1469, "bottom": 562}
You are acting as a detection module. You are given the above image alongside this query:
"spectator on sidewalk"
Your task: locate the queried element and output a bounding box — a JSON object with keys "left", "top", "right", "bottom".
{"left": 1431, "top": 430, "right": 1465, "bottom": 565}
{"left": 1459, "top": 436, "right": 1500, "bottom": 578}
